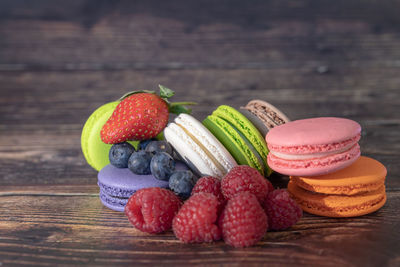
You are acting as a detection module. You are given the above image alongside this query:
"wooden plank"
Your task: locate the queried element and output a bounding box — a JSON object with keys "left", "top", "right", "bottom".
{"left": 1, "top": 69, "right": 400, "bottom": 123}
{"left": 1, "top": 1, "right": 400, "bottom": 69}
{"left": 0, "top": 69, "right": 399, "bottom": 187}
{"left": 0, "top": 189, "right": 398, "bottom": 266}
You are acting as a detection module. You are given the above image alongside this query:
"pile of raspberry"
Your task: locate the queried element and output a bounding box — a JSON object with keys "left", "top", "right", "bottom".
{"left": 124, "top": 165, "right": 302, "bottom": 248}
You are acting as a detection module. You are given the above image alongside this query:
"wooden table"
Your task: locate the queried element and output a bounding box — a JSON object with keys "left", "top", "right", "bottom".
{"left": 1, "top": 1, "right": 399, "bottom": 266}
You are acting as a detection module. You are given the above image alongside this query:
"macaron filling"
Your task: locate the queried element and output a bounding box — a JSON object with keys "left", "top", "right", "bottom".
{"left": 98, "top": 181, "right": 135, "bottom": 197}
{"left": 268, "top": 133, "right": 361, "bottom": 154}
{"left": 175, "top": 114, "right": 236, "bottom": 173}
{"left": 291, "top": 177, "right": 385, "bottom": 195}
{"left": 268, "top": 143, "right": 360, "bottom": 169}
{"left": 99, "top": 190, "right": 129, "bottom": 207}
{"left": 165, "top": 123, "right": 224, "bottom": 177}
{"left": 270, "top": 142, "right": 358, "bottom": 160}
{"left": 176, "top": 123, "right": 227, "bottom": 175}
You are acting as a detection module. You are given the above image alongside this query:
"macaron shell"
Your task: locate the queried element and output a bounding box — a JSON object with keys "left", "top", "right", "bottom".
{"left": 175, "top": 114, "right": 237, "bottom": 174}
{"left": 267, "top": 143, "right": 360, "bottom": 176}
{"left": 239, "top": 109, "right": 270, "bottom": 137}
{"left": 81, "top": 102, "right": 119, "bottom": 171}
{"left": 212, "top": 105, "right": 271, "bottom": 176}
{"left": 99, "top": 190, "right": 127, "bottom": 212}
{"left": 290, "top": 156, "right": 387, "bottom": 195}
{"left": 203, "top": 115, "right": 264, "bottom": 174}
{"left": 244, "top": 100, "right": 290, "bottom": 128}
{"left": 98, "top": 162, "right": 188, "bottom": 212}
{"left": 98, "top": 164, "right": 175, "bottom": 197}
{"left": 266, "top": 117, "right": 361, "bottom": 149}
{"left": 81, "top": 102, "right": 139, "bottom": 171}
{"left": 288, "top": 181, "right": 386, "bottom": 217}
{"left": 164, "top": 122, "right": 223, "bottom": 177}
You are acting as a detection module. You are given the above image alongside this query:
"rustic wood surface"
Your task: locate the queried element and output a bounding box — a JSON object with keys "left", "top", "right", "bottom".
{"left": 1, "top": 0, "right": 399, "bottom": 266}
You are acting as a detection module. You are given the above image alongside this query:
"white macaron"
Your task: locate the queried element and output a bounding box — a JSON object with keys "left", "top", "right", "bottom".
{"left": 164, "top": 114, "right": 237, "bottom": 178}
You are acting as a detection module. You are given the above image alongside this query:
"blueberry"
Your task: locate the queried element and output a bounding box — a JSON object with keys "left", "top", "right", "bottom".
{"left": 128, "top": 151, "right": 153, "bottom": 175}
{"left": 145, "top": 141, "right": 173, "bottom": 155}
{"left": 139, "top": 139, "right": 157, "bottom": 151}
{"left": 109, "top": 142, "right": 135, "bottom": 168}
{"left": 169, "top": 170, "right": 196, "bottom": 199}
{"left": 150, "top": 152, "right": 175, "bottom": 180}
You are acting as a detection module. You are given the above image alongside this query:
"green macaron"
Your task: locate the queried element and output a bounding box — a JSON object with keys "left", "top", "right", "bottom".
{"left": 203, "top": 105, "right": 272, "bottom": 176}
{"left": 81, "top": 101, "right": 139, "bottom": 171}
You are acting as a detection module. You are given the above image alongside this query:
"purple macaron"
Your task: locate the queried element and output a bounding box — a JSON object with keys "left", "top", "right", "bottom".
{"left": 98, "top": 161, "right": 189, "bottom": 212}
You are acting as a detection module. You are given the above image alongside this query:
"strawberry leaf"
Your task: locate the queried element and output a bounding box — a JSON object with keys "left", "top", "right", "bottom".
{"left": 169, "top": 105, "right": 192, "bottom": 114}
{"left": 169, "top": 102, "right": 197, "bottom": 115}
{"left": 159, "top": 84, "right": 175, "bottom": 99}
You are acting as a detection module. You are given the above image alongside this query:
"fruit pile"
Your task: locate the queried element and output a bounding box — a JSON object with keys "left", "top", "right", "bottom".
{"left": 108, "top": 140, "right": 197, "bottom": 198}
{"left": 125, "top": 165, "right": 302, "bottom": 248}
{"left": 101, "top": 85, "right": 198, "bottom": 198}
{"left": 82, "top": 85, "right": 303, "bottom": 248}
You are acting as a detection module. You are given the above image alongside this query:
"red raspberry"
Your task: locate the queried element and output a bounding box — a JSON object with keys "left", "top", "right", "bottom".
{"left": 125, "top": 187, "right": 182, "bottom": 234}
{"left": 221, "top": 165, "right": 272, "bottom": 204}
{"left": 173, "top": 193, "right": 221, "bottom": 243}
{"left": 264, "top": 189, "right": 302, "bottom": 231}
{"left": 191, "top": 176, "right": 225, "bottom": 205}
{"left": 266, "top": 179, "right": 274, "bottom": 194}
{"left": 219, "top": 192, "right": 268, "bottom": 248}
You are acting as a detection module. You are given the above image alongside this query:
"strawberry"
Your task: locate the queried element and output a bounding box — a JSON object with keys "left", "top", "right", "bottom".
{"left": 101, "top": 85, "right": 195, "bottom": 144}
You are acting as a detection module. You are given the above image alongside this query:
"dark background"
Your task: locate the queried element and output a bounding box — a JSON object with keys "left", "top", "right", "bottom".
{"left": 0, "top": 1, "right": 399, "bottom": 266}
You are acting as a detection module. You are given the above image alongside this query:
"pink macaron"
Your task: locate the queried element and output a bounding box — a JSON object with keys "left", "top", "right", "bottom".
{"left": 266, "top": 117, "right": 361, "bottom": 176}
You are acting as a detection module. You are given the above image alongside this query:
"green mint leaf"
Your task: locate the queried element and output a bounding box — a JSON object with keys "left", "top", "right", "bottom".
{"left": 159, "top": 84, "right": 175, "bottom": 99}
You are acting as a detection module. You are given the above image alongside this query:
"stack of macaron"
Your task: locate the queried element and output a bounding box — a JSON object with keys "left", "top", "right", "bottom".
{"left": 164, "top": 101, "right": 291, "bottom": 178}
{"left": 266, "top": 117, "right": 387, "bottom": 217}
{"left": 81, "top": 85, "right": 387, "bottom": 219}
{"left": 81, "top": 88, "right": 291, "bottom": 212}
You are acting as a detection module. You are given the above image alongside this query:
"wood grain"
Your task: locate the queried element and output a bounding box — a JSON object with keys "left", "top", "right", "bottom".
{"left": 0, "top": 186, "right": 398, "bottom": 266}
{"left": 0, "top": 0, "right": 399, "bottom": 266}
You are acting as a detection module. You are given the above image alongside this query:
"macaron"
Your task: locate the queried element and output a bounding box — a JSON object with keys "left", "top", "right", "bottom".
{"left": 290, "top": 156, "right": 387, "bottom": 195}
{"left": 203, "top": 105, "right": 271, "bottom": 176}
{"left": 266, "top": 117, "right": 361, "bottom": 176}
{"left": 240, "top": 100, "right": 290, "bottom": 137}
{"left": 81, "top": 101, "right": 138, "bottom": 171}
{"left": 287, "top": 182, "right": 386, "bottom": 218}
{"left": 164, "top": 113, "right": 237, "bottom": 178}
{"left": 98, "top": 161, "right": 189, "bottom": 212}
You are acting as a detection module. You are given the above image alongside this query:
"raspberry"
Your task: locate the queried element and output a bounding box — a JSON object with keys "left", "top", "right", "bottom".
{"left": 191, "top": 176, "right": 225, "bottom": 205}
{"left": 221, "top": 165, "right": 272, "bottom": 204}
{"left": 219, "top": 192, "right": 268, "bottom": 248}
{"left": 173, "top": 193, "right": 221, "bottom": 243}
{"left": 125, "top": 187, "right": 182, "bottom": 234}
{"left": 264, "top": 189, "right": 302, "bottom": 231}
{"left": 266, "top": 179, "right": 274, "bottom": 194}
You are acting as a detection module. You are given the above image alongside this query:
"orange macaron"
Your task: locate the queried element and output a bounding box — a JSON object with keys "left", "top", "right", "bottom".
{"left": 288, "top": 156, "right": 387, "bottom": 217}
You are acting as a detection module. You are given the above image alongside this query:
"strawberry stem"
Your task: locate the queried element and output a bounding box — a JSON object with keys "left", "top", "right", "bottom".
{"left": 159, "top": 85, "right": 197, "bottom": 115}
{"left": 171, "top": 101, "right": 197, "bottom": 106}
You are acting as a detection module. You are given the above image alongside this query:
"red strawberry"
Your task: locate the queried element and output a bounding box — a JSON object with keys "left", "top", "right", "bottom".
{"left": 101, "top": 85, "right": 195, "bottom": 144}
